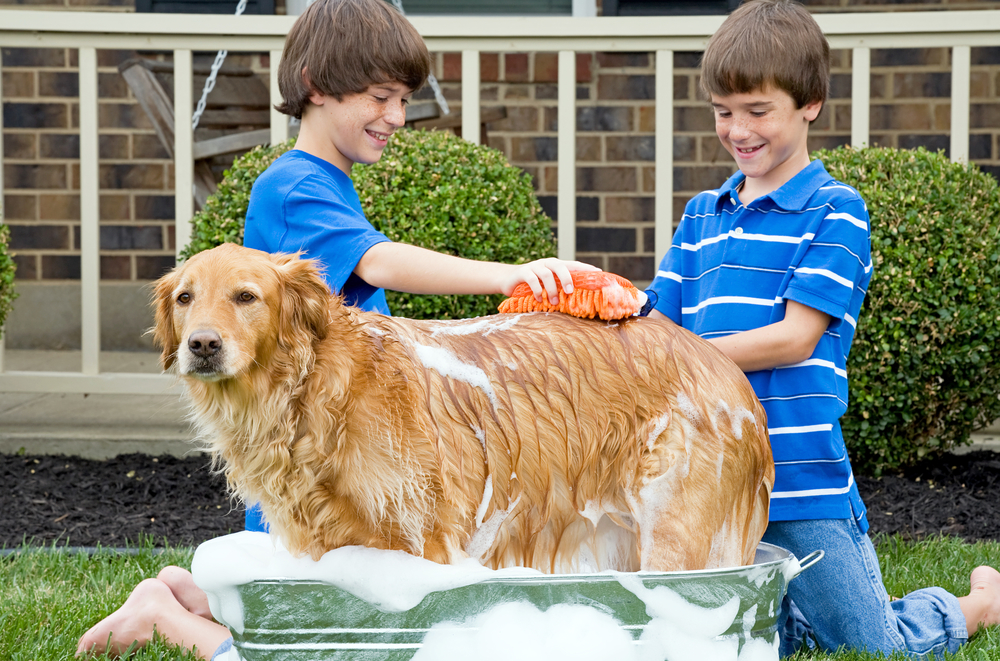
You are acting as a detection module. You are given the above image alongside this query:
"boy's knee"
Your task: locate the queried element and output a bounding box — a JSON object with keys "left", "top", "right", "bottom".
{"left": 156, "top": 565, "right": 192, "bottom": 587}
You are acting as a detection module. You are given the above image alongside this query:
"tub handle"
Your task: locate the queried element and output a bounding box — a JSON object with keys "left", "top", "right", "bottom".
{"left": 797, "top": 550, "right": 825, "bottom": 573}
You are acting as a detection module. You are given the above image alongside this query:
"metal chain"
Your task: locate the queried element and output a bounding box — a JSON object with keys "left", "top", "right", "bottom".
{"left": 389, "top": 0, "right": 450, "bottom": 115}
{"left": 191, "top": 0, "right": 249, "bottom": 130}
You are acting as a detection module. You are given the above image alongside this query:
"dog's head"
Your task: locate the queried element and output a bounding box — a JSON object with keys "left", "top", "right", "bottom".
{"left": 152, "top": 243, "right": 330, "bottom": 380}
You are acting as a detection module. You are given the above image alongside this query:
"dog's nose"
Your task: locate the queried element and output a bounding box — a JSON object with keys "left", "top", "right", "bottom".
{"left": 188, "top": 330, "right": 222, "bottom": 358}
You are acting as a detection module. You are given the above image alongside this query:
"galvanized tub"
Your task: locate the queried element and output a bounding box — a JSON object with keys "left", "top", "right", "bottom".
{"left": 193, "top": 531, "right": 822, "bottom": 661}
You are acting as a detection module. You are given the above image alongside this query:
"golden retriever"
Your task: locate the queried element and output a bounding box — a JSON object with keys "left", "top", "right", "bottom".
{"left": 153, "top": 243, "right": 774, "bottom": 573}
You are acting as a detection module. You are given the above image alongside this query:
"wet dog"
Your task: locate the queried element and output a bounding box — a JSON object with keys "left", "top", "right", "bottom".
{"left": 152, "top": 243, "right": 774, "bottom": 572}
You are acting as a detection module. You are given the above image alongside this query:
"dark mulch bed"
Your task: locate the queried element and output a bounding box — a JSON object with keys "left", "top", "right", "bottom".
{"left": 1, "top": 450, "right": 998, "bottom": 549}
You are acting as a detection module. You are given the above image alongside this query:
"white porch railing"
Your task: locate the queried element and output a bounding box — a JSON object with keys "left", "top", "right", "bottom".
{"left": 1, "top": 8, "right": 999, "bottom": 394}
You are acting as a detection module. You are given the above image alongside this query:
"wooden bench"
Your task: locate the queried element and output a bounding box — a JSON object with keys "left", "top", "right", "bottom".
{"left": 119, "top": 57, "right": 273, "bottom": 210}
{"left": 120, "top": 58, "right": 508, "bottom": 209}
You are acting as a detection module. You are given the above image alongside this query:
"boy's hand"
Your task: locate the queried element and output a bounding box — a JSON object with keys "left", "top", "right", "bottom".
{"left": 502, "top": 259, "right": 601, "bottom": 305}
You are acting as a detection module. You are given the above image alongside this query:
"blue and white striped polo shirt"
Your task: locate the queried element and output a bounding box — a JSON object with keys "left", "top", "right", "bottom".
{"left": 647, "top": 159, "right": 873, "bottom": 529}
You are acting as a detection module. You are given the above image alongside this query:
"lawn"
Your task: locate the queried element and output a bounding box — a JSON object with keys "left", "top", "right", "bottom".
{"left": 1, "top": 535, "right": 997, "bottom": 661}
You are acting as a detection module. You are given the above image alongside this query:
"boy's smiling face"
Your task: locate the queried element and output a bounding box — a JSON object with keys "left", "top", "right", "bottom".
{"left": 711, "top": 85, "right": 822, "bottom": 201}
{"left": 301, "top": 81, "right": 413, "bottom": 174}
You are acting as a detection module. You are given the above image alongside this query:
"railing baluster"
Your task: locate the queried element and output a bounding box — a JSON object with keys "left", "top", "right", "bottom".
{"left": 951, "top": 45, "right": 971, "bottom": 164}
{"left": 174, "top": 49, "right": 194, "bottom": 259}
{"left": 851, "top": 47, "right": 871, "bottom": 148}
{"left": 558, "top": 50, "right": 576, "bottom": 262}
{"left": 79, "top": 47, "right": 100, "bottom": 375}
{"left": 655, "top": 49, "right": 674, "bottom": 266}
{"left": 461, "top": 50, "right": 480, "bottom": 146}
{"left": 0, "top": 46, "right": 6, "bottom": 375}
{"left": 270, "top": 49, "right": 289, "bottom": 146}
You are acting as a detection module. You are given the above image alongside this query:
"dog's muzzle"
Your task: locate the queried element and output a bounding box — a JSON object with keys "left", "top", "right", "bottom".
{"left": 184, "top": 329, "right": 226, "bottom": 377}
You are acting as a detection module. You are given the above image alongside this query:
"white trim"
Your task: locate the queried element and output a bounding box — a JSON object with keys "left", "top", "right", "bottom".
{"left": 771, "top": 474, "right": 855, "bottom": 499}
{"left": 682, "top": 296, "right": 775, "bottom": 315}
{"left": 777, "top": 358, "right": 848, "bottom": 379}
{"left": 794, "top": 267, "right": 854, "bottom": 289}
{"left": 767, "top": 423, "right": 834, "bottom": 436}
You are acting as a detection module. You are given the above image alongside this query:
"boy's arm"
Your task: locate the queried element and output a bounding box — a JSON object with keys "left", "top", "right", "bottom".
{"left": 355, "top": 241, "right": 599, "bottom": 304}
{"left": 648, "top": 300, "right": 831, "bottom": 372}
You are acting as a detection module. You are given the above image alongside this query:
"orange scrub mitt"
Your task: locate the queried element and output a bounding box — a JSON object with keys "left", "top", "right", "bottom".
{"left": 498, "top": 271, "right": 646, "bottom": 321}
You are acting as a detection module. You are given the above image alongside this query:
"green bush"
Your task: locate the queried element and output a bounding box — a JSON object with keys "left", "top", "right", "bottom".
{"left": 816, "top": 146, "right": 1000, "bottom": 475}
{"left": 0, "top": 207, "right": 17, "bottom": 331}
{"left": 184, "top": 129, "right": 556, "bottom": 319}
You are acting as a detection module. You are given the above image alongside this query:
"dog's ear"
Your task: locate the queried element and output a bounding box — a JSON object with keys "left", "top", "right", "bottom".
{"left": 150, "top": 266, "right": 181, "bottom": 370}
{"left": 273, "top": 253, "right": 331, "bottom": 345}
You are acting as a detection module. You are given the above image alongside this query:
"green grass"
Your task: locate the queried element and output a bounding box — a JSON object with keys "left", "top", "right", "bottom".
{"left": 1, "top": 535, "right": 997, "bottom": 661}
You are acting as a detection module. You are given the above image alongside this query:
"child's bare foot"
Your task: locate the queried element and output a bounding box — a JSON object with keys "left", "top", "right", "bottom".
{"left": 959, "top": 565, "right": 1000, "bottom": 637}
{"left": 76, "top": 578, "right": 176, "bottom": 657}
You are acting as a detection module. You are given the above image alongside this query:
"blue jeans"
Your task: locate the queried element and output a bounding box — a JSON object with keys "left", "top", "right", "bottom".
{"left": 763, "top": 519, "right": 968, "bottom": 659}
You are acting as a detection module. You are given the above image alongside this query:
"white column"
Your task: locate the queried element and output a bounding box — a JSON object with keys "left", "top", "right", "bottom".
{"left": 951, "top": 45, "right": 971, "bottom": 164}
{"left": 270, "top": 49, "right": 289, "bottom": 146}
{"left": 174, "top": 50, "right": 194, "bottom": 259}
{"left": 655, "top": 50, "right": 674, "bottom": 266}
{"left": 558, "top": 50, "right": 576, "bottom": 262}
{"left": 851, "top": 47, "right": 870, "bottom": 148}
{"left": 79, "top": 47, "right": 100, "bottom": 375}
{"left": 461, "top": 50, "right": 480, "bottom": 146}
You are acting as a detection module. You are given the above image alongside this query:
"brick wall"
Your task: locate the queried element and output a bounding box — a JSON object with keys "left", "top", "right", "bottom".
{"left": 2, "top": 0, "right": 999, "bottom": 308}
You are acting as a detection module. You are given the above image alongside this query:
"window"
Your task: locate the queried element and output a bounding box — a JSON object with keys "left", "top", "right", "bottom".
{"left": 399, "top": 0, "right": 573, "bottom": 14}
{"left": 135, "top": 0, "right": 276, "bottom": 14}
{"left": 603, "top": 0, "right": 740, "bottom": 16}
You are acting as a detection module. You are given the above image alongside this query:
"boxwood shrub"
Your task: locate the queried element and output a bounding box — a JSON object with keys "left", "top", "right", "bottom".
{"left": 816, "top": 146, "right": 1000, "bottom": 475}
{"left": 0, "top": 211, "right": 17, "bottom": 331}
{"left": 183, "top": 129, "right": 556, "bottom": 319}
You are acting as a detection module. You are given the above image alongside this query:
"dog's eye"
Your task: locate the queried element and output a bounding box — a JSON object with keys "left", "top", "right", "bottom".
{"left": 177, "top": 293, "right": 191, "bottom": 305}
{"left": 238, "top": 292, "right": 256, "bottom": 303}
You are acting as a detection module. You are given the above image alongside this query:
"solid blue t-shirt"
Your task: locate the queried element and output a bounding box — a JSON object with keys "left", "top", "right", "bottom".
{"left": 242, "top": 149, "right": 392, "bottom": 532}
{"left": 245, "top": 149, "right": 390, "bottom": 313}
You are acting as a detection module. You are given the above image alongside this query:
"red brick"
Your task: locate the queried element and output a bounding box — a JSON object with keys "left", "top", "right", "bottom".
{"left": 534, "top": 53, "right": 558, "bottom": 83}
{"left": 577, "top": 166, "right": 637, "bottom": 192}
{"left": 101, "top": 255, "right": 132, "bottom": 280}
{"left": 577, "top": 53, "right": 593, "bottom": 83}
{"left": 607, "top": 256, "right": 654, "bottom": 283}
{"left": 481, "top": 53, "right": 499, "bottom": 83}
{"left": 42, "top": 255, "right": 80, "bottom": 280}
{"left": 2, "top": 71, "right": 35, "bottom": 98}
{"left": 3, "top": 195, "right": 37, "bottom": 220}
{"left": 100, "top": 163, "right": 166, "bottom": 190}
{"left": 492, "top": 106, "right": 539, "bottom": 132}
{"left": 644, "top": 167, "right": 656, "bottom": 193}
{"left": 442, "top": 52, "right": 462, "bottom": 82}
{"left": 505, "top": 53, "right": 529, "bottom": 83}
{"left": 4, "top": 133, "right": 36, "bottom": 160}
{"left": 577, "top": 136, "right": 601, "bottom": 162}
{"left": 12, "top": 254, "right": 38, "bottom": 281}
{"left": 100, "top": 194, "right": 131, "bottom": 221}
{"left": 971, "top": 71, "right": 990, "bottom": 99}
{"left": 639, "top": 105, "right": 655, "bottom": 133}
{"left": 5, "top": 163, "right": 68, "bottom": 189}
{"left": 39, "top": 194, "right": 80, "bottom": 221}
{"left": 870, "top": 103, "right": 933, "bottom": 131}
{"left": 605, "top": 196, "right": 654, "bottom": 223}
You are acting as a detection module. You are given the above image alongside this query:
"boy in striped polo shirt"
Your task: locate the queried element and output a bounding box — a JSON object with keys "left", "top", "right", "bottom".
{"left": 645, "top": 0, "right": 1000, "bottom": 657}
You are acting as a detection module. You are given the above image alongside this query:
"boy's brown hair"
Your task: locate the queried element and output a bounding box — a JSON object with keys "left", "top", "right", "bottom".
{"left": 276, "top": 0, "right": 430, "bottom": 119}
{"left": 700, "top": 0, "right": 829, "bottom": 109}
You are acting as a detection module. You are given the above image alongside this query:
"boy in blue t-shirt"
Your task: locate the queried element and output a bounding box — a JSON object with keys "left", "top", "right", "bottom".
{"left": 239, "top": 0, "right": 596, "bottom": 532}
{"left": 644, "top": 0, "right": 1000, "bottom": 657}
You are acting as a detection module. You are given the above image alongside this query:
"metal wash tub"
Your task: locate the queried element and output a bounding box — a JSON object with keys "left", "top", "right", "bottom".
{"left": 193, "top": 531, "right": 823, "bottom": 661}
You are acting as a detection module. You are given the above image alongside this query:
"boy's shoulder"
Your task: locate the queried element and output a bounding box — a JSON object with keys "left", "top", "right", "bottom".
{"left": 767, "top": 159, "right": 868, "bottom": 213}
